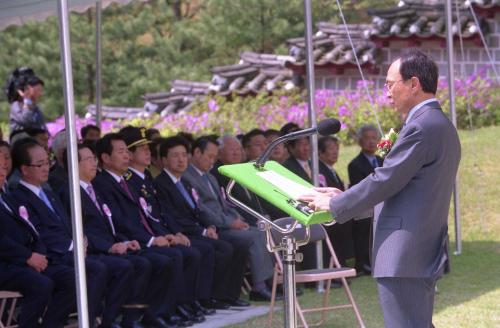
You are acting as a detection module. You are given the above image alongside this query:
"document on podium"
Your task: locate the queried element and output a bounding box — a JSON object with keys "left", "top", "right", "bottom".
{"left": 256, "top": 170, "right": 320, "bottom": 200}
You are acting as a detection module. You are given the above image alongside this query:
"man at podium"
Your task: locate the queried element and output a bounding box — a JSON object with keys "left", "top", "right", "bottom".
{"left": 299, "top": 49, "right": 461, "bottom": 328}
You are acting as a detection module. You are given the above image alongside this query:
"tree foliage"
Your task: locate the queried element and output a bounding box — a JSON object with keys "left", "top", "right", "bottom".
{"left": 0, "top": 0, "right": 394, "bottom": 121}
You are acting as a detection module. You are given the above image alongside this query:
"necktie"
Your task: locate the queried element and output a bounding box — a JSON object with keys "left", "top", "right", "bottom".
{"left": 86, "top": 184, "right": 102, "bottom": 214}
{"left": 371, "top": 157, "right": 378, "bottom": 168}
{"left": 202, "top": 174, "right": 217, "bottom": 197}
{"left": 119, "top": 179, "right": 154, "bottom": 236}
{"left": 39, "top": 189, "right": 56, "bottom": 214}
{"left": 330, "top": 168, "right": 341, "bottom": 186}
{"left": 303, "top": 162, "right": 312, "bottom": 178}
{"left": 175, "top": 181, "right": 195, "bottom": 209}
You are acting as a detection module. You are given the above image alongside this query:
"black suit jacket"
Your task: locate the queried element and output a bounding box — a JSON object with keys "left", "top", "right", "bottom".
{"left": 125, "top": 169, "right": 181, "bottom": 235}
{"left": 318, "top": 161, "right": 345, "bottom": 191}
{"left": 10, "top": 184, "right": 73, "bottom": 263}
{"left": 93, "top": 170, "right": 165, "bottom": 246}
{"left": 348, "top": 152, "right": 384, "bottom": 187}
{"left": 283, "top": 156, "right": 312, "bottom": 184}
{"left": 61, "top": 185, "right": 126, "bottom": 255}
{"left": 0, "top": 193, "right": 46, "bottom": 269}
{"left": 153, "top": 170, "right": 205, "bottom": 237}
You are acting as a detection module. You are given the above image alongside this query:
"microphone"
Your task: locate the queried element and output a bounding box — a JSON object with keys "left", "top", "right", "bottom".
{"left": 254, "top": 118, "right": 341, "bottom": 168}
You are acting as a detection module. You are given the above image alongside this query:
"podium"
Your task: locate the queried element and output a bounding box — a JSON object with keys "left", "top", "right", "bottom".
{"left": 219, "top": 161, "right": 335, "bottom": 328}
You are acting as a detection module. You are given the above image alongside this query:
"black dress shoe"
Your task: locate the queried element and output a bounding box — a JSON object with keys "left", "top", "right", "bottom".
{"left": 176, "top": 305, "right": 205, "bottom": 324}
{"left": 121, "top": 322, "right": 145, "bottom": 328}
{"left": 201, "top": 299, "right": 230, "bottom": 310}
{"left": 164, "top": 315, "right": 192, "bottom": 328}
{"left": 141, "top": 316, "right": 173, "bottom": 328}
{"left": 249, "top": 288, "right": 283, "bottom": 302}
{"left": 223, "top": 298, "right": 250, "bottom": 307}
{"left": 192, "top": 300, "right": 216, "bottom": 315}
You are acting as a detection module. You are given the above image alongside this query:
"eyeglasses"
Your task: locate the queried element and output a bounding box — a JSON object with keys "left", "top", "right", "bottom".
{"left": 27, "top": 161, "right": 50, "bottom": 168}
{"left": 384, "top": 79, "right": 404, "bottom": 90}
{"left": 80, "top": 156, "right": 97, "bottom": 163}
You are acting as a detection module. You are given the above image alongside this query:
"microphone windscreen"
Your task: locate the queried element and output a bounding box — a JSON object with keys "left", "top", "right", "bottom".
{"left": 317, "top": 118, "right": 341, "bottom": 136}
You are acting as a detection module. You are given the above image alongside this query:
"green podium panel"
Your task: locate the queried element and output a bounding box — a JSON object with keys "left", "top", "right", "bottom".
{"left": 218, "top": 161, "right": 334, "bottom": 225}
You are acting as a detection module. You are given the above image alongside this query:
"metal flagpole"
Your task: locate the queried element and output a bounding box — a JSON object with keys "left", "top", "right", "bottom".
{"left": 303, "top": 0, "right": 324, "bottom": 291}
{"left": 95, "top": 0, "right": 102, "bottom": 129}
{"left": 445, "top": 0, "right": 462, "bottom": 255}
{"left": 57, "top": 0, "right": 90, "bottom": 326}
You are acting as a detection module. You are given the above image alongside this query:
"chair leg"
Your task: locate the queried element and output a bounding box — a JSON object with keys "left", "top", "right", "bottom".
{"left": 341, "top": 277, "right": 366, "bottom": 328}
{"left": 267, "top": 271, "right": 279, "bottom": 328}
{"left": 0, "top": 299, "right": 6, "bottom": 328}
{"left": 319, "top": 279, "right": 331, "bottom": 325}
{"left": 7, "top": 298, "right": 17, "bottom": 327}
{"left": 296, "top": 300, "right": 308, "bottom": 328}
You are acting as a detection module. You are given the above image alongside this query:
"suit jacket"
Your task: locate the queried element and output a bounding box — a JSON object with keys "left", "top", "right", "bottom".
{"left": 283, "top": 156, "right": 312, "bottom": 184}
{"left": 153, "top": 170, "right": 205, "bottom": 237}
{"left": 61, "top": 184, "right": 125, "bottom": 255}
{"left": 92, "top": 170, "right": 165, "bottom": 246}
{"left": 348, "top": 152, "right": 383, "bottom": 187}
{"left": 125, "top": 169, "right": 181, "bottom": 235}
{"left": 182, "top": 164, "right": 238, "bottom": 229}
{"left": 330, "top": 102, "right": 461, "bottom": 278}
{"left": 0, "top": 193, "right": 46, "bottom": 270}
{"left": 10, "top": 184, "right": 73, "bottom": 263}
{"left": 318, "top": 160, "right": 345, "bottom": 191}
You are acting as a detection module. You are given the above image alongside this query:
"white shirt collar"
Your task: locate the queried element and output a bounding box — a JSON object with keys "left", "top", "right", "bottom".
{"left": 79, "top": 180, "right": 90, "bottom": 190}
{"left": 128, "top": 167, "right": 145, "bottom": 180}
{"left": 296, "top": 158, "right": 309, "bottom": 167}
{"left": 105, "top": 169, "right": 123, "bottom": 183}
{"left": 191, "top": 164, "right": 205, "bottom": 177}
{"left": 163, "top": 168, "right": 181, "bottom": 184}
{"left": 406, "top": 98, "right": 438, "bottom": 124}
{"left": 19, "top": 180, "right": 42, "bottom": 196}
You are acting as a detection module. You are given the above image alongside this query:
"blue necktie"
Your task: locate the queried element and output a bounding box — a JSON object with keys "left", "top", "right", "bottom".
{"left": 175, "top": 181, "right": 195, "bottom": 209}
{"left": 39, "top": 189, "right": 56, "bottom": 214}
{"left": 371, "top": 157, "right": 378, "bottom": 168}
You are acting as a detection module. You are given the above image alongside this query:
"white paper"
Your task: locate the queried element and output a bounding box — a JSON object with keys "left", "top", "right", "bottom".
{"left": 257, "top": 170, "right": 319, "bottom": 200}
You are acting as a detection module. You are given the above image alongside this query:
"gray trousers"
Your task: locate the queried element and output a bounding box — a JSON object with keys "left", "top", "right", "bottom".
{"left": 220, "top": 227, "right": 274, "bottom": 284}
{"left": 376, "top": 276, "right": 438, "bottom": 328}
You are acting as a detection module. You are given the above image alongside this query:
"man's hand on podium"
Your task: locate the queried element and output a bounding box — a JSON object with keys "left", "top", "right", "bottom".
{"left": 298, "top": 187, "right": 343, "bottom": 212}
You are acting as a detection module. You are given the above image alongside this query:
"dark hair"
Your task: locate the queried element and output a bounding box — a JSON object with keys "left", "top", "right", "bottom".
{"left": 25, "top": 128, "right": 48, "bottom": 137}
{"left": 280, "top": 122, "right": 300, "bottom": 136}
{"left": 149, "top": 138, "right": 163, "bottom": 160}
{"left": 159, "top": 136, "right": 191, "bottom": 158}
{"left": 80, "top": 124, "right": 101, "bottom": 139}
{"left": 4, "top": 67, "right": 36, "bottom": 103}
{"left": 264, "top": 129, "right": 281, "bottom": 138}
{"left": 318, "top": 136, "right": 339, "bottom": 153}
{"left": 95, "top": 133, "right": 126, "bottom": 163}
{"left": 145, "top": 128, "right": 161, "bottom": 141}
{"left": 398, "top": 49, "right": 438, "bottom": 94}
{"left": 62, "top": 142, "right": 95, "bottom": 169}
{"left": 176, "top": 132, "right": 195, "bottom": 146}
{"left": 242, "top": 129, "right": 265, "bottom": 148}
{"left": 11, "top": 138, "right": 41, "bottom": 170}
{"left": 191, "top": 136, "right": 219, "bottom": 155}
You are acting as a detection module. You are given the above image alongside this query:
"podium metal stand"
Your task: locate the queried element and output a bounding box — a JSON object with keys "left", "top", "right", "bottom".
{"left": 227, "top": 180, "right": 312, "bottom": 328}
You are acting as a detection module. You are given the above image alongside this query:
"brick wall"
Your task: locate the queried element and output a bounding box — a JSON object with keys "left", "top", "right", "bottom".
{"left": 314, "top": 11, "right": 500, "bottom": 92}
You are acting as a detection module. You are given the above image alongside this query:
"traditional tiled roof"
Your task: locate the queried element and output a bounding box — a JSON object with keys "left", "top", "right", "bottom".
{"left": 468, "top": 0, "right": 500, "bottom": 17}
{"left": 285, "top": 23, "right": 378, "bottom": 74}
{"left": 85, "top": 104, "right": 146, "bottom": 120}
{"left": 364, "top": 1, "right": 488, "bottom": 45}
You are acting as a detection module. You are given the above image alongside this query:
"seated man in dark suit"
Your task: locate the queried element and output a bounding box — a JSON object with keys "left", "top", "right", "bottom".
{"left": 92, "top": 133, "right": 204, "bottom": 326}
{"left": 9, "top": 138, "right": 108, "bottom": 327}
{"left": 318, "top": 136, "right": 353, "bottom": 268}
{"left": 282, "top": 124, "right": 318, "bottom": 270}
{"left": 61, "top": 142, "right": 173, "bottom": 328}
{"left": 348, "top": 124, "right": 383, "bottom": 275}
{"left": 119, "top": 126, "right": 217, "bottom": 316}
{"left": 154, "top": 136, "right": 250, "bottom": 308}
{"left": 0, "top": 153, "right": 75, "bottom": 328}
{"left": 183, "top": 136, "right": 277, "bottom": 302}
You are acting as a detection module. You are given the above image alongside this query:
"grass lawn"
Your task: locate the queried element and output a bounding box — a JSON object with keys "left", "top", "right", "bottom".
{"left": 230, "top": 125, "right": 500, "bottom": 328}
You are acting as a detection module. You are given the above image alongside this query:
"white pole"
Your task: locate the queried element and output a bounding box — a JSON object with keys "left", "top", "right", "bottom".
{"left": 57, "top": 0, "right": 90, "bottom": 326}
{"left": 445, "top": 0, "right": 462, "bottom": 255}
{"left": 303, "top": 0, "right": 324, "bottom": 290}
{"left": 95, "top": 0, "right": 102, "bottom": 128}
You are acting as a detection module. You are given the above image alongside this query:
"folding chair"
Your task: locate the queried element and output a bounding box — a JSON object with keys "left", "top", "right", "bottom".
{"left": 267, "top": 218, "right": 365, "bottom": 328}
{"left": 0, "top": 291, "right": 21, "bottom": 328}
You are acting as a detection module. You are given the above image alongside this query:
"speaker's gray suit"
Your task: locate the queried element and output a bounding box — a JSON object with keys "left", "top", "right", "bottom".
{"left": 330, "top": 102, "right": 461, "bottom": 327}
{"left": 183, "top": 164, "right": 273, "bottom": 284}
